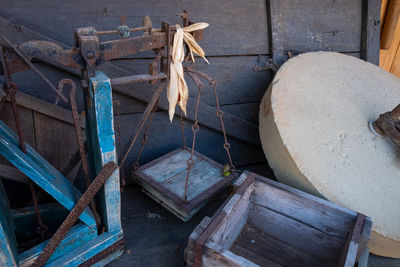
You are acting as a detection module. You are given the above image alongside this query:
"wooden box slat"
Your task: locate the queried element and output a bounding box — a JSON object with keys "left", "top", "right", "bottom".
{"left": 231, "top": 224, "right": 328, "bottom": 267}
{"left": 142, "top": 149, "right": 202, "bottom": 183}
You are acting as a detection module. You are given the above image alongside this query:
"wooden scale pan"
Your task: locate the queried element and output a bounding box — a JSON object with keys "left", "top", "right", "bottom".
{"left": 130, "top": 70, "right": 239, "bottom": 221}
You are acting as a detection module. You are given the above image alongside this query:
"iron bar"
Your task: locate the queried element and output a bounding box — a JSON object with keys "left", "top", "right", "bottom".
{"left": 78, "top": 239, "right": 125, "bottom": 267}
{"left": 58, "top": 78, "right": 102, "bottom": 227}
{"left": 110, "top": 73, "right": 167, "bottom": 86}
{"left": 32, "top": 161, "right": 117, "bottom": 267}
{"left": 119, "top": 80, "right": 166, "bottom": 167}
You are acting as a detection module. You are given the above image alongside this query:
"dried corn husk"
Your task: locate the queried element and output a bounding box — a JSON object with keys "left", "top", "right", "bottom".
{"left": 167, "top": 23, "right": 209, "bottom": 122}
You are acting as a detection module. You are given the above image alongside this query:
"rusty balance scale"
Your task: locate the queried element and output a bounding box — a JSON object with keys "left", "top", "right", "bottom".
{"left": 0, "top": 12, "right": 239, "bottom": 266}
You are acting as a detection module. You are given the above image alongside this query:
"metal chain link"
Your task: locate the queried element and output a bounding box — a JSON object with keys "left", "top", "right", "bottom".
{"left": 113, "top": 99, "right": 125, "bottom": 187}
{"left": 211, "top": 80, "right": 235, "bottom": 171}
{"left": 133, "top": 98, "right": 159, "bottom": 171}
{"left": 185, "top": 68, "right": 235, "bottom": 172}
{"left": 183, "top": 72, "right": 203, "bottom": 201}
{"left": 179, "top": 110, "right": 186, "bottom": 148}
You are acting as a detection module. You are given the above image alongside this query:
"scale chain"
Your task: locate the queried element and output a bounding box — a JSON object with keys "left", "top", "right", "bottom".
{"left": 133, "top": 98, "right": 159, "bottom": 171}
{"left": 185, "top": 67, "right": 235, "bottom": 171}
{"left": 113, "top": 99, "right": 126, "bottom": 187}
{"left": 183, "top": 71, "right": 203, "bottom": 201}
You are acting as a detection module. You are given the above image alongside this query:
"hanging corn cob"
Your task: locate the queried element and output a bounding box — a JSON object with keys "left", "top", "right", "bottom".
{"left": 167, "top": 22, "right": 209, "bottom": 122}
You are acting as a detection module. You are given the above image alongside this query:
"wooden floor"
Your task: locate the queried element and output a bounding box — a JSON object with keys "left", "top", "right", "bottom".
{"left": 108, "top": 184, "right": 226, "bottom": 267}
{"left": 109, "top": 184, "right": 400, "bottom": 267}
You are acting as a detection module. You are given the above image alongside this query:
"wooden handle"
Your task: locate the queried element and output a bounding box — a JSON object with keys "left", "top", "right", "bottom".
{"left": 381, "top": 0, "right": 400, "bottom": 50}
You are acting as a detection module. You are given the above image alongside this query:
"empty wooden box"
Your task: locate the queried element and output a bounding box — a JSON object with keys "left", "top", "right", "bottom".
{"left": 186, "top": 172, "right": 372, "bottom": 267}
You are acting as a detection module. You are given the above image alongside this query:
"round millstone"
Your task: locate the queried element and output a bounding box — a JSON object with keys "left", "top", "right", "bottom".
{"left": 259, "top": 51, "right": 400, "bottom": 258}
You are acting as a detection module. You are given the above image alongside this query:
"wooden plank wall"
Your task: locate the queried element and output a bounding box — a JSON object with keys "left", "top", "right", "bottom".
{"left": 0, "top": 101, "right": 78, "bottom": 207}
{"left": 0, "top": 0, "right": 378, "bottom": 186}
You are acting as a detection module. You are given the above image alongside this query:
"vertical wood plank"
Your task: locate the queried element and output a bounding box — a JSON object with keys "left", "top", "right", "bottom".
{"left": 0, "top": 103, "right": 36, "bottom": 150}
{"left": 380, "top": 0, "right": 400, "bottom": 73}
{"left": 33, "top": 111, "right": 77, "bottom": 171}
{"left": 86, "top": 71, "right": 121, "bottom": 233}
{"left": 0, "top": 103, "right": 35, "bottom": 206}
{"left": 268, "top": 0, "right": 285, "bottom": 64}
{"left": 362, "top": 0, "right": 381, "bottom": 65}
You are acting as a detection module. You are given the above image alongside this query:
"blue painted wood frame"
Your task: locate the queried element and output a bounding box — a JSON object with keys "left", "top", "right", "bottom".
{"left": 18, "top": 223, "right": 97, "bottom": 266}
{"left": 85, "top": 71, "right": 122, "bottom": 233}
{"left": 12, "top": 203, "right": 68, "bottom": 241}
{"left": 0, "top": 70, "right": 122, "bottom": 266}
{"left": 45, "top": 230, "right": 123, "bottom": 267}
{"left": 0, "top": 121, "right": 96, "bottom": 229}
{"left": 0, "top": 179, "right": 18, "bottom": 267}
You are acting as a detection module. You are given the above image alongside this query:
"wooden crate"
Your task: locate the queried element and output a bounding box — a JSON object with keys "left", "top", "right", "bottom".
{"left": 186, "top": 172, "right": 372, "bottom": 267}
{"left": 132, "top": 148, "right": 239, "bottom": 221}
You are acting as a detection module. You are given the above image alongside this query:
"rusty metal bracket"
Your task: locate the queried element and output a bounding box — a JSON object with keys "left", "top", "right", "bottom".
{"left": 0, "top": 14, "right": 204, "bottom": 77}
{"left": 372, "top": 104, "right": 400, "bottom": 147}
{"left": 253, "top": 57, "right": 279, "bottom": 73}
{"left": 78, "top": 238, "right": 125, "bottom": 267}
{"left": 75, "top": 27, "right": 100, "bottom": 69}
{"left": 59, "top": 78, "right": 102, "bottom": 227}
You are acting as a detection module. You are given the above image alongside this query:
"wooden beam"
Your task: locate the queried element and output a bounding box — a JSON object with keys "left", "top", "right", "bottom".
{"left": 0, "top": 16, "right": 259, "bottom": 146}
{"left": 362, "top": 0, "right": 381, "bottom": 65}
{"left": 0, "top": 90, "right": 85, "bottom": 128}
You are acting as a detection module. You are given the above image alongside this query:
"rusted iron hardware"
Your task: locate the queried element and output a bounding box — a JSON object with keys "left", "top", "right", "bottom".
{"left": 78, "top": 238, "right": 125, "bottom": 267}
{"left": 372, "top": 104, "right": 400, "bottom": 147}
{"left": 0, "top": 16, "right": 204, "bottom": 83}
{"left": 58, "top": 78, "right": 102, "bottom": 227}
{"left": 32, "top": 162, "right": 117, "bottom": 267}
{"left": 2, "top": 36, "right": 67, "bottom": 102}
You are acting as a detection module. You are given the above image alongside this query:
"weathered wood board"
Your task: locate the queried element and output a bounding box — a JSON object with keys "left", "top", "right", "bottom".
{"left": 33, "top": 112, "right": 78, "bottom": 171}
{"left": 0, "top": 92, "right": 82, "bottom": 207}
{"left": 0, "top": 179, "right": 18, "bottom": 267}
{"left": 270, "top": 0, "right": 363, "bottom": 52}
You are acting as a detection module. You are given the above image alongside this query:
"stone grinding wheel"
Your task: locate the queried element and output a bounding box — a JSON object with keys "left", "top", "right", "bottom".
{"left": 259, "top": 52, "right": 400, "bottom": 258}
